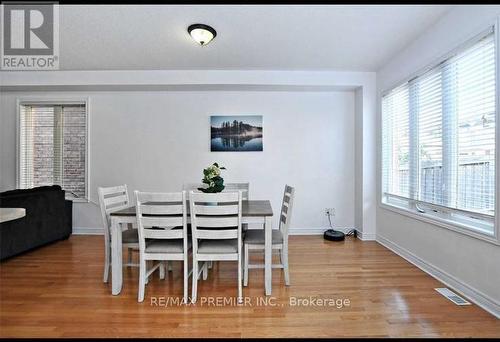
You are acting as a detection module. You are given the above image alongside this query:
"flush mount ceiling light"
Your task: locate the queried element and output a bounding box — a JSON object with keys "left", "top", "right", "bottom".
{"left": 188, "top": 24, "right": 217, "bottom": 46}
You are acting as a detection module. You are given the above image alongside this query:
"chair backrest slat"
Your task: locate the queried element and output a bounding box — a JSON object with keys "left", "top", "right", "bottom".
{"left": 195, "top": 216, "right": 239, "bottom": 228}
{"left": 193, "top": 204, "right": 239, "bottom": 215}
{"left": 140, "top": 216, "right": 184, "bottom": 228}
{"left": 140, "top": 204, "right": 183, "bottom": 215}
{"left": 192, "top": 191, "right": 242, "bottom": 203}
{"left": 184, "top": 182, "right": 249, "bottom": 200}
{"left": 98, "top": 185, "right": 130, "bottom": 240}
{"left": 279, "top": 185, "right": 295, "bottom": 238}
{"left": 143, "top": 228, "right": 183, "bottom": 240}
{"left": 137, "top": 192, "right": 182, "bottom": 203}
{"left": 135, "top": 191, "right": 188, "bottom": 251}
{"left": 223, "top": 183, "right": 249, "bottom": 200}
{"left": 196, "top": 230, "right": 238, "bottom": 239}
{"left": 104, "top": 194, "right": 129, "bottom": 208}
{"left": 281, "top": 201, "right": 289, "bottom": 215}
{"left": 190, "top": 191, "right": 242, "bottom": 244}
{"left": 99, "top": 185, "right": 128, "bottom": 196}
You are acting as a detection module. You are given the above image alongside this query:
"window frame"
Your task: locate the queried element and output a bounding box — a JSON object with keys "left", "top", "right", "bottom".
{"left": 379, "top": 19, "right": 500, "bottom": 245}
{"left": 16, "top": 98, "right": 90, "bottom": 203}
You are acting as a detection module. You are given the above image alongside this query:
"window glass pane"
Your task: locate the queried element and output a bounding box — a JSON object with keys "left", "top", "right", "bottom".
{"left": 381, "top": 29, "right": 496, "bottom": 235}
{"left": 417, "top": 71, "right": 443, "bottom": 205}
{"left": 453, "top": 34, "right": 495, "bottom": 214}
{"left": 19, "top": 103, "right": 87, "bottom": 199}
{"left": 32, "top": 106, "right": 55, "bottom": 187}
{"left": 62, "top": 105, "right": 86, "bottom": 198}
{"left": 382, "top": 85, "right": 410, "bottom": 198}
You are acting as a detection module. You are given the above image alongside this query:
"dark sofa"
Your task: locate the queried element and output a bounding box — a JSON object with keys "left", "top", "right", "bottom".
{"left": 0, "top": 185, "right": 72, "bottom": 261}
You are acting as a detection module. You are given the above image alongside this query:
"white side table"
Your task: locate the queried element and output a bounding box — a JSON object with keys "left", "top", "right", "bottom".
{"left": 0, "top": 208, "right": 26, "bottom": 223}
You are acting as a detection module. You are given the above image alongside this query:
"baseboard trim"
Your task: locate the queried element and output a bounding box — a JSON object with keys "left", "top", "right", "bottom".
{"left": 289, "top": 227, "right": 377, "bottom": 242}
{"left": 356, "top": 231, "right": 376, "bottom": 241}
{"left": 288, "top": 227, "right": 362, "bottom": 236}
{"left": 73, "top": 226, "right": 367, "bottom": 239}
{"left": 288, "top": 228, "right": 325, "bottom": 235}
{"left": 377, "top": 234, "right": 500, "bottom": 319}
{"left": 72, "top": 227, "right": 103, "bottom": 235}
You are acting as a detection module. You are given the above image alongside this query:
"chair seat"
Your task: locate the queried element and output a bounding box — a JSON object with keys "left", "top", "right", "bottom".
{"left": 244, "top": 229, "right": 283, "bottom": 245}
{"left": 145, "top": 239, "right": 191, "bottom": 253}
{"left": 198, "top": 239, "right": 238, "bottom": 254}
{"left": 122, "top": 229, "right": 139, "bottom": 244}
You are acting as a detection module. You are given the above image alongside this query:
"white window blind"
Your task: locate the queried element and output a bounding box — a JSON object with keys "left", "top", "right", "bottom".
{"left": 382, "top": 84, "right": 410, "bottom": 198}
{"left": 416, "top": 70, "right": 443, "bottom": 205}
{"left": 19, "top": 103, "right": 87, "bottom": 199}
{"left": 382, "top": 29, "right": 496, "bottom": 236}
{"left": 454, "top": 34, "right": 496, "bottom": 213}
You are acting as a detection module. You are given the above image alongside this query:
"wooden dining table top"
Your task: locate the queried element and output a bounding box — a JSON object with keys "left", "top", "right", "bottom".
{"left": 110, "top": 200, "right": 273, "bottom": 217}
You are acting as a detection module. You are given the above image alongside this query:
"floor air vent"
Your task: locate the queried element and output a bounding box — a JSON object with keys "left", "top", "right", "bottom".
{"left": 435, "top": 288, "right": 471, "bottom": 306}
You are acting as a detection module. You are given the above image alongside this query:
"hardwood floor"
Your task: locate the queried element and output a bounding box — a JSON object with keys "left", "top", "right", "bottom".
{"left": 0, "top": 235, "right": 498, "bottom": 338}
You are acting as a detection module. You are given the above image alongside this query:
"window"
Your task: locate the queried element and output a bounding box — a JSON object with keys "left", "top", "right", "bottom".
{"left": 382, "top": 84, "right": 410, "bottom": 198}
{"left": 18, "top": 102, "right": 88, "bottom": 200}
{"left": 381, "top": 28, "right": 496, "bottom": 237}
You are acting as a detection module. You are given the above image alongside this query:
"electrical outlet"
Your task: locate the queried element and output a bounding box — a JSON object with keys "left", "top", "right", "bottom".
{"left": 324, "top": 208, "right": 335, "bottom": 216}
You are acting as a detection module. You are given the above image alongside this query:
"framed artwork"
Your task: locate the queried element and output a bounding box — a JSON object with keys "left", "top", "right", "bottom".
{"left": 210, "top": 115, "right": 263, "bottom": 152}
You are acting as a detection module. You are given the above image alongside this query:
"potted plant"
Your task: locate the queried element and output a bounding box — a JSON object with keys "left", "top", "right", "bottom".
{"left": 198, "top": 163, "right": 226, "bottom": 193}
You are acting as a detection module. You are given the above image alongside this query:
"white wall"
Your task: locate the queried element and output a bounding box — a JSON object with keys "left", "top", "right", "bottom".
{"left": 377, "top": 5, "right": 500, "bottom": 316}
{"left": 0, "top": 90, "right": 356, "bottom": 233}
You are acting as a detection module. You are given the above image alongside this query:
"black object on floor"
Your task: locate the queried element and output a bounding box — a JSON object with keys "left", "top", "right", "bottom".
{"left": 323, "top": 229, "right": 345, "bottom": 241}
{"left": 0, "top": 185, "right": 72, "bottom": 261}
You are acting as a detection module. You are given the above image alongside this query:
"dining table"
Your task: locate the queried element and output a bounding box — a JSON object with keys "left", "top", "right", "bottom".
{"left": 109, "top": 200, "right": 274, "bottom": 296}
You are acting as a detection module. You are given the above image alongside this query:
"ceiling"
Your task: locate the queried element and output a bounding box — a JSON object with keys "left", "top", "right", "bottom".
{"left": 58, "top": 5, "right": 452, "bottom": 71}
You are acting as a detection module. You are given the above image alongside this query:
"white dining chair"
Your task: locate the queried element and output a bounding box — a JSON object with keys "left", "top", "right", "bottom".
{"left": 184, "top": 182, "right": 250, "bottom": 237}
{"left": 182, "top": 183, "right": 221, "bottom": 270}
{"left": 183, "top": 182, "right": 248, "bottom": 238}
{"left": 135, "top": 191, "right": 190, "bottom": 303}
{"left": 183, "top": 182, "right": 249, "bottom": 200}
{"left": 98, "top": 185, "right": 139, "bottom": 283}
{"left": 190, "top": 191, "right": 243, "bottom": 303}
{"left": 224, "top": 183, "right": 250, "bottom": 234}
{"left": 243, "top": 185, "right": 295, "bottom": 287}
{"left": 223, "top": 183, "right": 249, "bottom": 200}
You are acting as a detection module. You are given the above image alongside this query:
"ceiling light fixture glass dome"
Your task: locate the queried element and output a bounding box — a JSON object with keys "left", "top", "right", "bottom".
{"left": 188, "top": 24, "right": 217, "bottom": 46}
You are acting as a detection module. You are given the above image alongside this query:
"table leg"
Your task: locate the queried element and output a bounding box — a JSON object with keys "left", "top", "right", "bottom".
{"left": 264, "top": 216, "right": 272, "bottom": 296}
{"left": 111, "top": 218, "right": 123, "bottom": 295}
